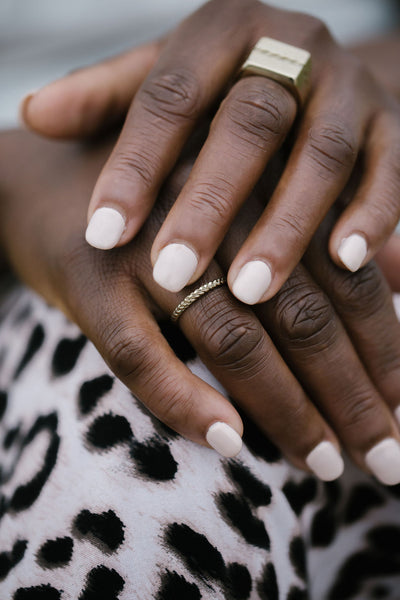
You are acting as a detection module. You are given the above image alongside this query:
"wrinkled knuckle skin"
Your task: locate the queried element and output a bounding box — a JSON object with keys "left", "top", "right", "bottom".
{"left": 339, "top": 391, "right": 383, "bottom": 432}
{"left": 225, "top": 82, "right": 292, "bottom": 150}
{"left": 105, "top": 325, "right": 154, "bottom": 382}
{"left": 334, "top": 263, "right": 387, "bottom": 318}
{"left": 200, "top": 306, "right": 267, "bottom": 378}
{"left": 306, "top": 119, "right": 357, "bottom": 180}
{"left": 187, "top": 176, "right": 236, "bottom": 227}
{"left": 112, "top": 146, "right": 156, "bottom": 189}
{"left": 275, "top": 284, "right": 336, "bottom": 348}
{"left": 139, "top": 69, "right": 201, "bottom": 123}
{"left": 152, "top": 383, "right": 195, "bottom": 432}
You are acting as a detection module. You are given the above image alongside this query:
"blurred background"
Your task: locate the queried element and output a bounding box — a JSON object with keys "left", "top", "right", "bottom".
{"left": 1, "top": 0, "right": 400, "bottom": 129}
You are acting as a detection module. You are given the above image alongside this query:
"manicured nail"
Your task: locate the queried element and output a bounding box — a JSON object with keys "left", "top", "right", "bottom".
{"left": 19, "top": 90, "right": 38, "bottom": 126}
{"left": 85, "top": 207, "right": 125, "bottom": 250}
{"left": 338, "top": 234, "right": 367, "bottom": 272}
{"left": 153, "top": 243, "right": 198, "bottom": 293}
{"left": 206, "top": 422, "right": 242, "bottom": 458}
{"left": 232, "top": 260, "right": 272, "bottom": 305}
{"left": 365, "top": 437, "right": 400, "bottom": 485}
{"left": 306, "top": 441, "right": 344, "bottom": 481}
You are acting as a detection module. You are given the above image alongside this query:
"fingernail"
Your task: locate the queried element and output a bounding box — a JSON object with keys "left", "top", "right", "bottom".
{"left": 206, "top": 422, "right": 243, "bottom": 458}
{"left": 153, "top": 243, "right": 198, "bottom": 292}
{"left": 306, "top": 441, "right": 344, "bottom": 481}
{"left": 231, "top": 260, "right": 272, "bottom": 305}
{"left": 18, "top": 90, "right": 38, "bottom": 126}
{"left": 85, "top": 207, "right": 126, "bottom": 250}
{"left": 338, "top": 234, "right": 367, "bottom": 272}
{"left": 365, "top": 437, "right": 400, "bottom": 485}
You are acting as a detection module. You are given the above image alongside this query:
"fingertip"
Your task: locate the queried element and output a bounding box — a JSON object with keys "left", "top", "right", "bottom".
{"left": 336, "top": 233, "right": 368, "bottom": 272}
{"left": 205, "top": 421, "right": 243, "bottom": 458}
{"left": 85, "top": 207, "right": 126, "bottom": 250}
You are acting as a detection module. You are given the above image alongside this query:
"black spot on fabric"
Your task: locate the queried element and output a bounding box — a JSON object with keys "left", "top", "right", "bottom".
{"left": 310, "top": 506, "right": 336, "bottom": 547}
{"left": 78, "top": 375, "right": 114, "bottom": 415}
{"left": 37, "top": 536, "right": 73, "bottom": 567}
{"left": 130, "top": 437, "right": 178, "bottom": 481}
{"left": 283, "top": 478, "right": 318, "bottom": 516}
{"left": 166, "top": 523, "right": 226, "bottom": 582}
{"left": 78, "top": 565, "right": 124, "bottom": 600}
{"left": 52, "top": 334, "right": 87, "bottom": 376}
{"left": 226, "top": 563, "right": 252, "bottom": 599}
{"left": 0, "top": 539, "right": 27, "bottom": 579}
{"left": 225, "top": 462, "right": 272, "bottom": 507}
{"left": 257, "top": 563, "right": 279, "bottom": 600}
{"left": 367, "top": 525, "right": 400, "bottom": 554}
{"left": 240, "top": 414, "right": 281, "bottom": 463}
{"left": 159, "top": 320, "right": 196, "bottom": 362}
{"left": 86, "top": 413, "right": 132, "bottom": 449}
{"left": 287, "top": 587, "right": 308, "bottom": 600}
{"left": 328, "top": 550, "right": 400, "bottom": 600}
{"left": 344, "top": 484, "right": 385, "bottom": 524}
{"left": 156, "top": 570, "right": 202, "bottom": 600}
{"left": 289, "top": 537, "right": 306, "bottom": 581}
{"left": 3, "top": 425, "right": 20, "bottom": 449}
{"left": 74, "top": 509, "right": 124, "bottom": 551}
{"left": 324, "top": 480, "right": 342, "bottom": 506}
{"left": 13, "top": 324, "right": 45, "bottom": 379}
{"left": 218, "top": 493, "right": 270, "bottom": 550}
{"left": 0, "top": 391, "right": 7, "bottom": 421}
{"left": 13, "top": 585, "right": 61, "bottom": 600}
{"left": 8, "top": 414, "right": 59, "bottom": 513}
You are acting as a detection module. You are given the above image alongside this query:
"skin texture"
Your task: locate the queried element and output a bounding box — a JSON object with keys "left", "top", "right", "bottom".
{"left": 21, "top": 0, "right": 400, "bottom": 303}
{"left": 1, "top": 129, "right": 400, "bottom": 481}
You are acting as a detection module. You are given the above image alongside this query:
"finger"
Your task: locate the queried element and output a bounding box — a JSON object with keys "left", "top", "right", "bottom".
{"left": 376, "top": 233, "right": 400, "bottom": 292}
{"left": 142, "top": 262, "right": 344, "bottom": 482}
{"left": 151, "top": 77, "right": 296, "bottom": 292}
{"left": 20, "top": 41, "right": 161, "bottom": 139}
{"left": 65, "top": 255, "right": 245, "bottom": 458}
{"left": 307, "top": 221, "right": 400, "bottom": 427}
{"left": 330, "top": 109, "right": 400, "bottom": 271}
{"left": 227, "top": 67, "right": 369, "bottom": 304}
{"left": 84, "top": 0, "right": 260, "bottom": 250}
{"left": 257, "top": 262, "right": 400, "bottom": 486}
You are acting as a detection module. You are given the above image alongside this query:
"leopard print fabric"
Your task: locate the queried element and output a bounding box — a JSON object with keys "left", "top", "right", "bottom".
{"left": 1, "top": 284, "right": 400, "bottom": 600}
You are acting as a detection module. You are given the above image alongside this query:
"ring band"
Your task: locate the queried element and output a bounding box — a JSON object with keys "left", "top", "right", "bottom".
{"left": 171, "top": 277, "right": 226, "bottom": 323}
{"left": 240, "top": 36, "right": 311, "bottom": 104}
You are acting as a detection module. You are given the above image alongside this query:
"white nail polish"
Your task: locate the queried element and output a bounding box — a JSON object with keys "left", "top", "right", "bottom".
{"left": 365, "top": 437, "right": 400, "bottom": 485}
{"left": 306, "top": 441, "right": 344, "bottom": 481}
{"left": 206, "top": 422, "right": 242, "bottom": 458}
{"left": 338, "top": 234, "right": 367, "bottom": 272}
{"left": 232, "top": 261, "right": 272, "bottom": 305}
{"left": 153, "top": 243, "right": 198, "bottom": 293}
{"left": 85, "top": 207, "right": 125, "bottom": 249}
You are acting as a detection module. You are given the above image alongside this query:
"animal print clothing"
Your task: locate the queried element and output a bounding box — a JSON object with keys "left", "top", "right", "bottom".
{"left": 1, "top": 283, "right": 400, "bottom": 600}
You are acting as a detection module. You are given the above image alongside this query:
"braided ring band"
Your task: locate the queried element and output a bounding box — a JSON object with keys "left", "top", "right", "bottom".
{"left": 171, "top": 277, "right": 226, "bottom": 323}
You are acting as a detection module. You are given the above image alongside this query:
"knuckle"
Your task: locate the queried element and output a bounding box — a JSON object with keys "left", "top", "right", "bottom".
{"left": 339, "top": 390, "right": 383, "bottom": 432}
{"left": 111, "top": 146, "right": 156, "bottom": 189}
{"left": 306, "top": 118, "right": 357, "bottom": 180}
{"left": 334, "top": 263, "right": 386, "bottom": 318}
{"left": 225, "top": 81, "right": 293, "bottom": 151}
{"left": 147, "top": 372, "right": 195, "bottom": 431}
{"left": 275, "top": 282, "right": 336, "bottom": 348}
{"left": 187, "top": 175, "right": 236, "bottom": 227}
{"left": 105, "top": 323, "right": 154, "bottom": 382}
{"left": 139, "top": 68, "right": 201, "bottom": 123}
{"left": 200, "top": 306, "right": 267, "bottom": 378}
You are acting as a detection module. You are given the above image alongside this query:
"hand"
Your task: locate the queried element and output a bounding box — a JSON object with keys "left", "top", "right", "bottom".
{"left": 21, "top": 0, "right": 400, "bottom": 305}
{"left": 2, "top": 130, "right": 400, "bottom": 486}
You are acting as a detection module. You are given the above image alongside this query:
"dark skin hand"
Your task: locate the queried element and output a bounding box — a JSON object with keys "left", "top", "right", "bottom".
{"left": 2, "top": 129, "right": 400, "bottom": 484}
{"left": 22, "top": 0, "right": 400, "bottom": 304}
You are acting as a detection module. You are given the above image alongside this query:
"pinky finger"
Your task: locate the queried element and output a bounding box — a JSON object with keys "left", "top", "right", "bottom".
{"left": 330, "top": 110, "right": 400, "bottom": 272}
{"left": 19, "top": 40, "right": 162, "bottom": 139}
{"left": 81, "top": 281, "right": 244, "bottom": 457}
